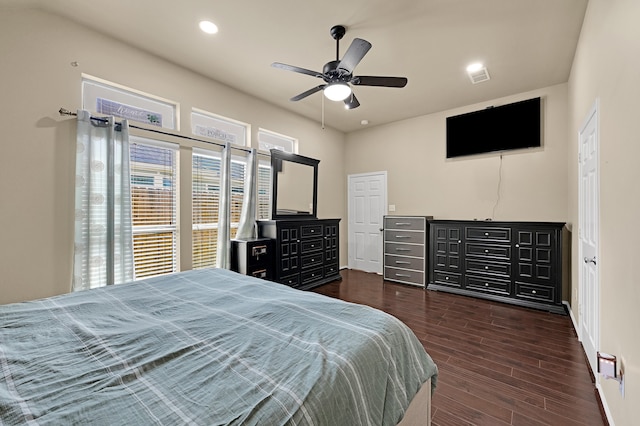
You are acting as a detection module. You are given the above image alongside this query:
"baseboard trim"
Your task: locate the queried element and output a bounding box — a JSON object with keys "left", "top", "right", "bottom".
{"left": 562, "top": 301, "right": 614, "bottom": 426}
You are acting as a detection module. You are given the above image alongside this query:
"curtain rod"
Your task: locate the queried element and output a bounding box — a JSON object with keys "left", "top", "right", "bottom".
{"left": 58, "top": 107, "right": 267, "bottom": 155}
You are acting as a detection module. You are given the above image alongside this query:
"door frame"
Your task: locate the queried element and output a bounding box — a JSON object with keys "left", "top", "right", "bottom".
{"left": 577, "top": 99, "right": 600, "bottom": 377}
{"left": 347, "top": 171, "right": 388, "bottom": 273}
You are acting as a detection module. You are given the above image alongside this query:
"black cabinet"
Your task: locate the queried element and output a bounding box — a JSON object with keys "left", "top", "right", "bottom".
{"left": 429, "top": 220, "right": 567, "bottom": 314}
{"left": 230, "top": 238, "right": 274, "bottom": 279}
{"left": 257, "top": 218, "right": 341, "bottom": 290}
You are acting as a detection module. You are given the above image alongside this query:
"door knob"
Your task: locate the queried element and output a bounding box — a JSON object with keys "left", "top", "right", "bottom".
{"left": 583, "top": 257, "right": 597, "bottom": 265}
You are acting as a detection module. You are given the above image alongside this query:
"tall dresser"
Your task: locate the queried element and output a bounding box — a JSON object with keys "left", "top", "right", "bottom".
{"left": 257, "top": 218, "right": 341, "bottom": 290}
{"left": 428, "top": 220, "right": 567, "bottom": 314}
{"left": 383, "top": 216, "right": 432, "bottom": 287}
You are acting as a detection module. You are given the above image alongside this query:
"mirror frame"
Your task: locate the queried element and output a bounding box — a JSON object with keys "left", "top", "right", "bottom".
{"left": 270, "top": 149, "right": 319, "bottom": 220}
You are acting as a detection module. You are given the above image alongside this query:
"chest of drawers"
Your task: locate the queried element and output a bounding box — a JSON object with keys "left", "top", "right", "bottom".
{"left": 257, "top": 218, "right": 341, "bottom": 290}
{"left": 383, "top": 216, "right": 432, "bottom": 287}
{"left": 429, "top": 220, "right": 567, "bottom": 314}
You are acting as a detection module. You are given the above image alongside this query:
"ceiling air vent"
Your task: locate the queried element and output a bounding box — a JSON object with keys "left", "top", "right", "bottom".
{"left": 468, "top": 66, "right": 490, "bottom": 84}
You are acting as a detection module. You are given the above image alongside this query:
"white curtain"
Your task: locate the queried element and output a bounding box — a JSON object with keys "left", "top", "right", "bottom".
{"left": 236, "top": 148, "right": 258, "bottom": 239}
{"left": 216, "top": 142, "right": 232, "bottom": 269}
{"left": 73, "top": 110, "right": 134, "bottom": 291}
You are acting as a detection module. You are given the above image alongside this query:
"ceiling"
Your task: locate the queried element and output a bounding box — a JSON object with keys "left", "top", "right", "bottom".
{"left": 7, "top": 0, "right": 587, "bottom": 133}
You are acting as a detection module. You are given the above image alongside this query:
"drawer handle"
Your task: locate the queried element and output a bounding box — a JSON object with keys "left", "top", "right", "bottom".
{"left": 485, "top": 283, "right": 489, "bottom": 287}
{"left": 445, "top": 276, "right": 449, "bottom": 280}
{"left": 485, "top": 266, "right": 489, "bottom": 270}
{"left": 485, "top": 249, "right": 489, "bottom": 253}
{"left": 395, "top": 222, "right": 412, "bottom": 226}
{"left": 485, "top": 232, "right": 489, "bottom": 236}
{"left": 395, "top": 261, "right": 411, "bottom": 264}
{"left": 395, "top": 248, "right": 411, "bottom": 252}
{"left": 532, "top": 290, "right": 537, "bottom": 294}
{"left": 395, "top": 273, "right": 411, "bottom": 278}
{"left": 395, "top": 235, "right": 411, "bottom": 239}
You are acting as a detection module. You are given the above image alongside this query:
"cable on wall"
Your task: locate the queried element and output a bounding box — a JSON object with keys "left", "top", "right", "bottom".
{"left": 491, "top": 154, "right": 503, "bottom": 219}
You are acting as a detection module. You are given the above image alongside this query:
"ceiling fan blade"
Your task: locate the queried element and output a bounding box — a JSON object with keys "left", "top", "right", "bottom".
{"left": 290, "top": 85, "right": 326, "bottom": 101}
{"left": 352, "top": 76, "right": 408, "bottom": 88}
{"left": 337, "top": 38, "right": 372, "bottom": 74}
{"left": 344, "top": 93, "right": 360, "bottom": 110}
{"left": 271, "top": 62, "right": 323, "bottom": 78}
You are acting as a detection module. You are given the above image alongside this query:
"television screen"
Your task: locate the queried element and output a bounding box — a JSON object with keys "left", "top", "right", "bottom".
{"left": 446, "top": 97, "right": 541, "bottom": 158}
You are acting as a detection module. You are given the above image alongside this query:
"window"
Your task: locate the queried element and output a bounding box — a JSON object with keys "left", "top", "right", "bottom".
{"left": 192, "top": 149, "right": 251, "bottom": 269}
{"left": 130, "top": 138, "right": 178, "bottom": 278}
{"left": 258, "top": 129, "right": 296, "bottom": 153}
{"left": 257, "top": 162, "right": 271, "bottom": 220}
{"left": 191, "top": 110, "right": 249, "bottom": 147}
{"left": 82, "top": 76, "right": 178, "bottom": 130}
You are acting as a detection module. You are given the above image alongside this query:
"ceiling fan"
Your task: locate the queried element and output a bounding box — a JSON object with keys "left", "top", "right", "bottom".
{"left": 271, "top": 25, "right": 408, "bottom": 110}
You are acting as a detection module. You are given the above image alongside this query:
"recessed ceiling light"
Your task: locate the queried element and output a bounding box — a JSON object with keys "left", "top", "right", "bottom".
{"left": 466, "top": 62, "right": 484, "bottom": 73}
{"left": 199, "top": 20, "right": 218, "bottom": 34}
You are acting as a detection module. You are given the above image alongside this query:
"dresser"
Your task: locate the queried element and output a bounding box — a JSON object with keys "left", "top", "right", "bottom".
{"left": 383, "top": 216, "right": 431, "bottom": 287}
{"left": 257, "top": 218, "right": 341, "bottom": 290}
{"left": 428, "top": 220, "right": 567, "bottom": 314}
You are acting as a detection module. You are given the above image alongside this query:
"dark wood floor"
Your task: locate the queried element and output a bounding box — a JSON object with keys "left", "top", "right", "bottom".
{"left": 313, "top": 269, "right": 605, "bottom": 426}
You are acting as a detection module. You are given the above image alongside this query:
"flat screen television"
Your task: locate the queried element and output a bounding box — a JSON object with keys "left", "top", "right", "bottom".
{"left": 446, "top": 97, "right": 541, "bottom": 158}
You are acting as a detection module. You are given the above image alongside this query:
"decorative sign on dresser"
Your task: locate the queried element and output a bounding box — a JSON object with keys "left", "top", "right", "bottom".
{"left": 383, "top": 216, "right": 432, "bottom": 287}
{"left": 428, "top": 220, "right": 568, "bottom": 314}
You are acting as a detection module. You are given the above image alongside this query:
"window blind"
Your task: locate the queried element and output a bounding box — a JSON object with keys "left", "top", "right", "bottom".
{"left": 130, "top": 139, "right": 178, "bottom": 278}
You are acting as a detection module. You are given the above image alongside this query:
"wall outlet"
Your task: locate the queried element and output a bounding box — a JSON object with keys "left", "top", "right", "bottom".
{"left": 388, "top": 204, "right": 396, "bottom": 212}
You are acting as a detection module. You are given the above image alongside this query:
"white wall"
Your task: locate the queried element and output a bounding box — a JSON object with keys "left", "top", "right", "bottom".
{"left": 568, "top": 0, "right": 640, "bottom": 424}
{"left": 0, "top": 7, "right": 346, "bottom": 304}
{"left": 346, "top": 84, "right": 569, "bottom": 223}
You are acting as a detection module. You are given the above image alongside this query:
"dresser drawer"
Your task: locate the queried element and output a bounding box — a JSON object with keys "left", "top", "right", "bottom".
{"left": 278, "top": 273, "right": 300, "bottom": 288}
{"left": 384, "top": 217, "right": 426, "bottom": 231}
{"left": 301, "top": 252, "right": 323, "bottom": 269}
{"left": 465, "top": 243, "right": 511, "bottom": 261}
{"left": 465, "top": 259, "right": 511, "bottom": 277}
{"left": 301, "top": 238, "right": 323, "bottom": 253}
{"left": 323, "top": 263, "right": 339, "bottom": 277}
{"left": 384, "top": 242, "right": 424, "bottom": 258}
{"left": 384, "top": 267, "right": 424, "bottom": 286}
{"left": 384, "top": 230, "right": 425, "bottom": 244}
{"left": 432, "top": 271, "right": 461, "bottom": 288}
{"left": 466, "top": 227, "right": 511, "bottom": 242}
{"left": 384, "top": 254, "right": 424, "bottom": 271}
{"left": 515, "top": 282, "right": 555, "bottom": 303}
{"left": 301, "top": 267, "right": 324, "bottom": 285}
{"left": 466, "top": 275, "right": 511, "bottom": 295}
{"left": 301, "top": 224, "right": 323, "bottom": 238}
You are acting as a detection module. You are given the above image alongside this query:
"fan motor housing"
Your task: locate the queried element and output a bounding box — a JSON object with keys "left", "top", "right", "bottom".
{"left": 323, "top": 60, "right": 350, "bottom": 81}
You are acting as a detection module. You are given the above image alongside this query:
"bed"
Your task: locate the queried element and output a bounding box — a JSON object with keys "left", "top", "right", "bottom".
{"left": 0, "top": 268, "right": 437, "bottom": 425}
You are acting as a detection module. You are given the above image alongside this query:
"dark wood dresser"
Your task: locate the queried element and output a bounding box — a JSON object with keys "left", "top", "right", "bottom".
{"left": 257, "top": 218, "right": 341, "bottom": 290}
{"left": 428, "top": 220, "right": 567, "bottom": 314}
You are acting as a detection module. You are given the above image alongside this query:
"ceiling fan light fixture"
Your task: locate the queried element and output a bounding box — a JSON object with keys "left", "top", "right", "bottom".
{"left": 324, "top": 82, "right": 351, "bottom": 101}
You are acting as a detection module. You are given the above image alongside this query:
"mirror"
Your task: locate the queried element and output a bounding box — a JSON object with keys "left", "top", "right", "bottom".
{"left": 270, "top": 149, "right": 319, "bottom": 220}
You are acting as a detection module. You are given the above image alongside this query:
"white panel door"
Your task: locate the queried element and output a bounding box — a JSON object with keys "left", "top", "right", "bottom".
{"left": 348, "top": 172, "right": 387, "bottom": 273}
{"left": 579, "top": 101, "right": 600, "bottom": 376}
